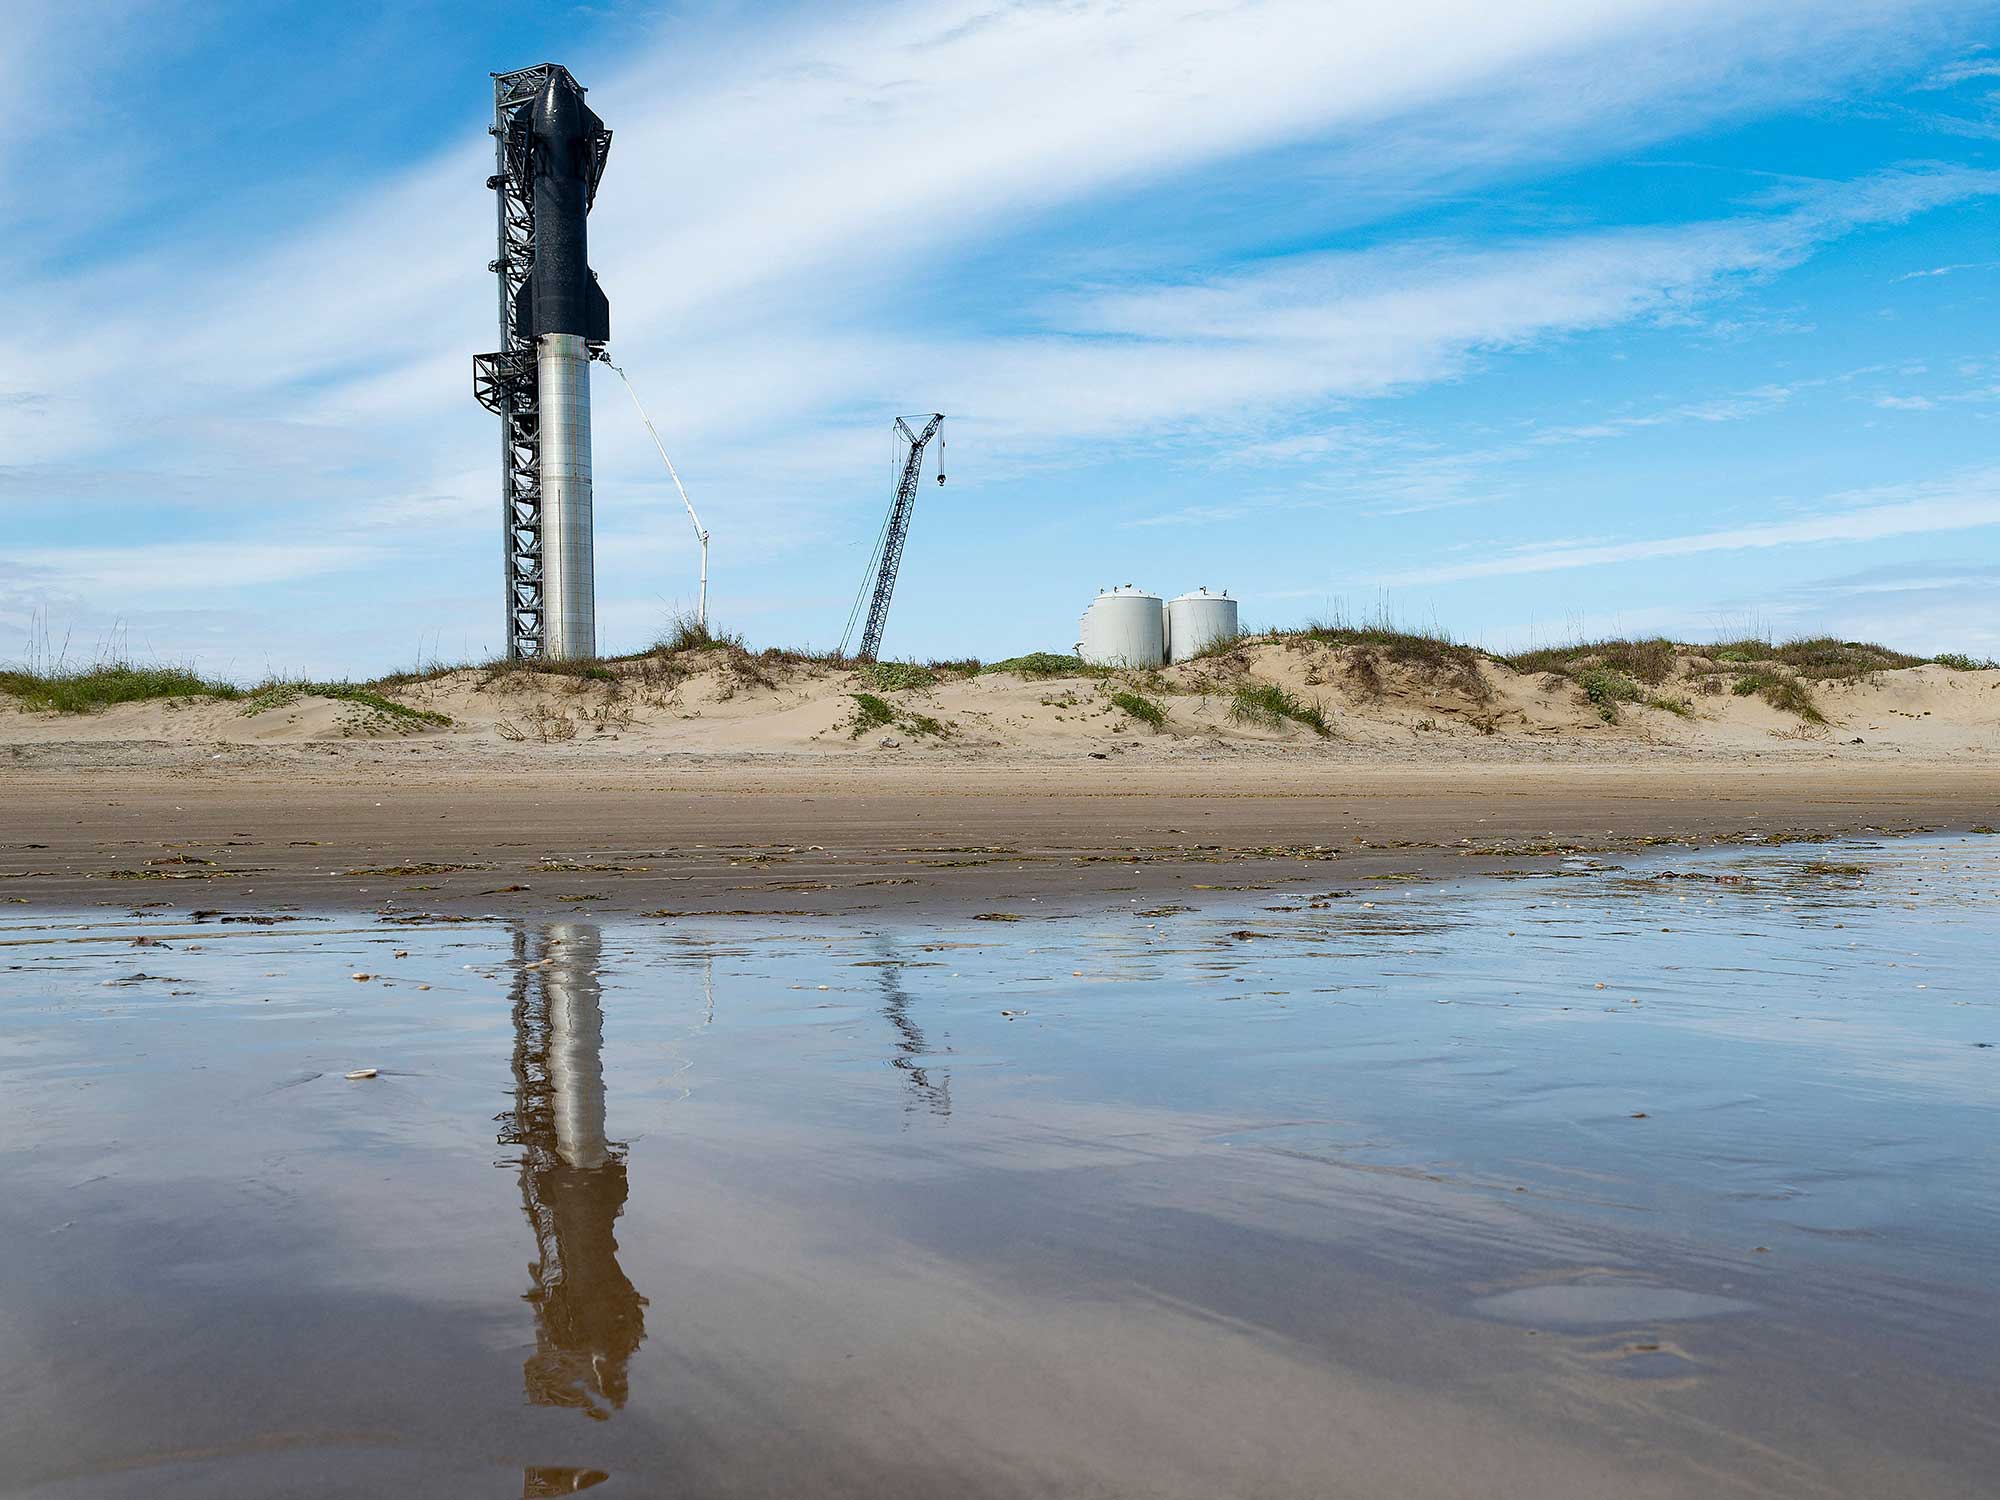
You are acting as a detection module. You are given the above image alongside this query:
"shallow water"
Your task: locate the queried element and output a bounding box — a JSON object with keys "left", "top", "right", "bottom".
{"left": 1, "top": 837, "right": 1996, "bottom": 1498}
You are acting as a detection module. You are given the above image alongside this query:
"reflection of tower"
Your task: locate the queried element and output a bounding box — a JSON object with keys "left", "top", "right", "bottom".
{"left": 499, "top": 923, "right": 646, "bottom": 1426}
{"left": 869, "top": 936, "right": 950, "bottom": 1118}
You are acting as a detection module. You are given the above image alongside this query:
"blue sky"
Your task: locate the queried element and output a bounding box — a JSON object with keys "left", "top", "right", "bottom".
{"left": 6, "top": 0, "right": 2000, "bottom": 678}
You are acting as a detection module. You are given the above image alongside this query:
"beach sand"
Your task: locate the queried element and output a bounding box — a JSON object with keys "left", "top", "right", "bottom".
{"left": 3, "top": 756, "right": 1992, "bottom": 919}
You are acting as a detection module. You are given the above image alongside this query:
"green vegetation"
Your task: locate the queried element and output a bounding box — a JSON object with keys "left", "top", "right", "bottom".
{"left": 1706, "top": 636, "right": 1923, "bottom": 680}
{"left": 847, "top": 689, "right": 953, "bottom": 740}
{"left": 1577, "top": 666, "right": 1645, "bottom": 723}
{"left": 1728, "top": 668, "right": 1825, "bottom": 722}
{"left": 1506, "top": 633, "right": 1859, "bottom": 722}
{"left": 241, "top": 682, "right": 450, "bottom": 727}
{"left": 1110, "top": 690, "right": 1167, "bottom": 729}
{"left": 0, "top": 662, "right": 242, "bottom": 714}
{"left": 981, "top": 652, "right": 1101, "bottom": 679}
{"left": 858, "top": 660, "right": 937, "bottom": 692}
{"left": 847, "top": 692, "right": 897, "bottom": 735}
{"left": 1229, "top": 682, "right": 1331, "bottom": 737}
{"left": 1184, "top": 629, "right": 1246, "bottom": 660}
{"left": 1565, "top": 666, "right": 1688, "bottom": 723}
{"left": 13, "top": 623, "right": 1978, "bottom": 735}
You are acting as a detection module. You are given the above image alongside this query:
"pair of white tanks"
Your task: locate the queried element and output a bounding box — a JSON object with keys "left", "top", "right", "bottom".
{"left": 1078, "top": 586, "right": 1238, "bottom": 668}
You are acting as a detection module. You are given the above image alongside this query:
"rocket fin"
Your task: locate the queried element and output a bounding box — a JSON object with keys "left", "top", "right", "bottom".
{"left": 584, "top": 276, "right": 610, "bottom": 343}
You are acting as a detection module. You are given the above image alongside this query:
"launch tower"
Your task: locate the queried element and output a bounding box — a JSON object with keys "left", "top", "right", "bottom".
{"left": 474, "top": 64, "right": 613, "bottom": 660}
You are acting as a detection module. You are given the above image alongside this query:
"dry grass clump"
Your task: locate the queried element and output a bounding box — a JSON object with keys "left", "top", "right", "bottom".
{"left": 1706, "top": 636, "right": 1922, "bottom": 680}
{"left": 926, "top": 657, "right": 984, "bottom": 678}
{"left": 497, "top": 705, "right": 579, "bottom": 742}
{"left": 982, "top": 652, "right": 1107, "bottom": 679}
{"left": 654, "top": 612, "right": 743, "bottom": 655}
{"left": 1508, "top": 637, "right": 1678, "bottom": 687}
{"left": 1289, "top": 615, "right": 1491, "bottom": 701}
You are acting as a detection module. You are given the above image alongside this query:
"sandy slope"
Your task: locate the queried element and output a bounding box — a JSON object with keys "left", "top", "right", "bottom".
{"left": 4, "top": 639, "right": 1997, "bottom": 765}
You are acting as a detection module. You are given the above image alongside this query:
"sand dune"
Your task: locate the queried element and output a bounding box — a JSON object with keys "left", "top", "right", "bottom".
{"left": 4, "top": 637, "right": 1996, "bottom": 766}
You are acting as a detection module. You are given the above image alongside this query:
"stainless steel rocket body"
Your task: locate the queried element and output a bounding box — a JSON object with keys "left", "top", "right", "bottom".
{"left": 538, "top": 334, "right": 595, "bottom": 659}
{"left": 545, "top": 922, "right": 609, "bottom": 1170}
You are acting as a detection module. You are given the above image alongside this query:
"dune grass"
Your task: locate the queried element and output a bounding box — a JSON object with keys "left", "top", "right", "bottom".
{"left": 241, "top": 682, "right": 450, "bottom": 727}
{"left": 0, "top": 659, "right": 456, "bottom": 727}
{"left": 1229, "top": 682, "right": 1331, "bottom": 737}
{"left": 1727, "top": 668, "right": 1825, "bottom": 722}
{"left": 9, "top": 621, "right": 1978, "bottom": 728}
{"left": 1508, "top": 637, "right": 1679, "bottom": 687}
{"left": 858, "top": 661, "right": 937, "bottom": 692}
{"left": 1575, "top": 666, "right": 1645, "bottom": 723}
{"left": 1287, "top": 614, "right": 1491, "bottom": 701}
{"left": 848, "top": 692, "right": 896, "bottom": 736}
{"left": 0, "top": 662, "right": 243, "bottom": 714}
{"left": 982, "top": 652, "right": 1106, "bottom": 679}
{"left": 655, "top": 611, "right": 746, "bottom": 654}
{"left": 1707, "top": 636, "right": 1924, "bottom": 680}
{"left": 1110, "top": 690, "right": 1167, "bottom": 729}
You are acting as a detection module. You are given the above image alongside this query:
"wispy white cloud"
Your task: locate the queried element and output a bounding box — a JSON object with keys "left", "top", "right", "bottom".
{"left": 1893, "top": 260, "right": 2000, "bottom": 279}
{"left": 1914, "top": 53, "right": 2000, "bottom": 89}
{"left": 942, "top": 166, "right": 2000, "bottom": 450}
{"left": 1379, "top": 467, "right": 2000, "bottom": 586}
{"left": 8, "top": 542, "right": 382, "bottom": 600}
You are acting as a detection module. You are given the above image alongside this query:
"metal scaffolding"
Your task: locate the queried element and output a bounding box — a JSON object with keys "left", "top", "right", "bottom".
{"left": 474, "top": 64, "right": 611, "bottom": 660}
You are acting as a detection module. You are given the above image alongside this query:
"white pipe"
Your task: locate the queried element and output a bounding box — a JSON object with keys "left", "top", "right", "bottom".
{"left": 606, "top": 362, "right": 709, "bottom": 629}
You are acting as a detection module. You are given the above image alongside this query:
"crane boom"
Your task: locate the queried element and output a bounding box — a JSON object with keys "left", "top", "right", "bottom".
{"left": 845, "top": 413, "right": 944, "bottom": 662}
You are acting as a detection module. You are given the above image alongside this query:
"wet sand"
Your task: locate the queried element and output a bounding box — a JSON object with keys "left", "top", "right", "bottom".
{"left": 1, "top": 835, "right": 1995, "bottom": 1497}
{"left": 2, "top": 759, "right": 1994, "bottom": 918}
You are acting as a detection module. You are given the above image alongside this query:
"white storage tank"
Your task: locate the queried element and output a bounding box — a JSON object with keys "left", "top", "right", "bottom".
{"left": 1078, "top": 585, "right": 1166, "bottom": 668}
{"left": 1167, "top": 588, "right": 1239, "bottom": 663}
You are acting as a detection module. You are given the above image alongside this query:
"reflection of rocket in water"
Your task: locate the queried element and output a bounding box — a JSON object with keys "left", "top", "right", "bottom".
{"left": 500, "top": 923, "right": 646, "bottom": 1424}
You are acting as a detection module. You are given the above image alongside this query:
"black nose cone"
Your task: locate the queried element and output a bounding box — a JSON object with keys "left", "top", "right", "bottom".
{"left": 534, "top": 74, "right": 586, "bottom": 150}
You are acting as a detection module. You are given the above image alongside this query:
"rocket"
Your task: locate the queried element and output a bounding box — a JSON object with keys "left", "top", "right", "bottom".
{"left": 521, "top": 72, "right": 610, "bottom": 660}
{"left": 517, "top": 74, "right": 610, "bottom": 347}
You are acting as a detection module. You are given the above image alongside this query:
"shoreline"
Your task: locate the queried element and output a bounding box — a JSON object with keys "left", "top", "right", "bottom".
{"left": 5, "top": 758, "right": 1991, "bottom": 921}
